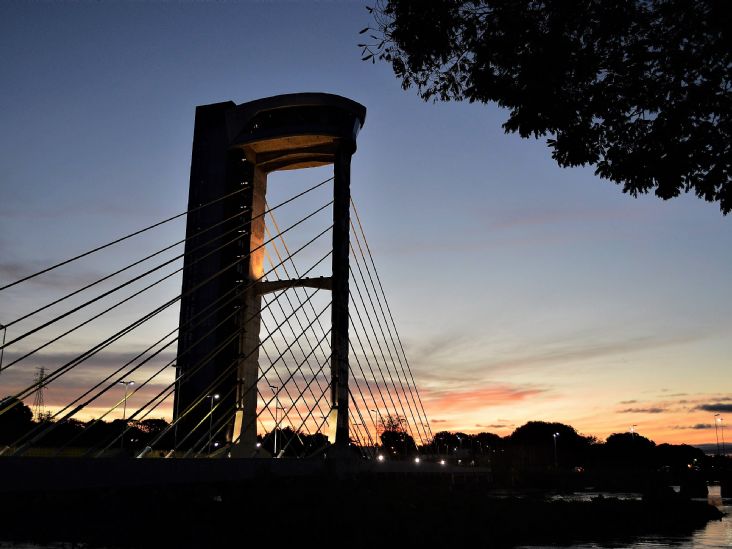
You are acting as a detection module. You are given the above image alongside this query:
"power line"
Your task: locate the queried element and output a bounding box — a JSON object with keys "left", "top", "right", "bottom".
{"left": 7, "top": 228, "right": 335, "bottom": 455}
{"left": 350, "top": 198, "right": 433, "bottom": 441}
{"left": 1, "top": 200, "right": 333, "bottom": 373}
{"left": 348, "top": 278, "right": 422, "bottom": 446}
{"left": 0, "top": 187, "right": 250, "bottom": 292}
{"left": 1, "top": 199, "right": 333, "bottom": 354}
{"left": 349, "top": 244, "right": 429, "bottom": 446}
{"left": 104, "top": 244, "right": 334, "bottom": 456}
{"left": 3, "top": 176, "right": 332, "bottom": 328}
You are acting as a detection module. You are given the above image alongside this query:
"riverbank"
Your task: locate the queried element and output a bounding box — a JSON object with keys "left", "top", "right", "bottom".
{"left": 0, "top": 475, "right": 724, "bottom": 548}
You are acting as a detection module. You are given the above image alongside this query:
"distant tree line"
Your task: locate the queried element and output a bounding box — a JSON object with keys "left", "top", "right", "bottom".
{"left": 421, "top": 421, "right": 730, "bottom": 490}
{"left": 0, "top": 396, "right": 349, "bottom": 458}
{"left": 2, "top": 397, "right": 728, "bottom": 484}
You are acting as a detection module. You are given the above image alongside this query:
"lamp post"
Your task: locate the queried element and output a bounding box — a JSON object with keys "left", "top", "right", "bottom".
{"left": 721, "top": 416, "right": 726, "bottom": 456}
{"left": 118, "top": 380, "right": 135, "bottom": 449}
{"left": 118, "top": 380, "right": 135, "bottom": 421}
{"left": 714, "top": 414, "right": 721, "bottom": 456}
{"left": 553, "top": 432, "right": 560, "bottom": 469}
{"left": 270, "top": 385, "right": 279, "bottom": 456}
{"left": 206, "top": 393, "right": 220, "bottom": 453}
{"left": 371, "top": 408, "right": 381, "bottom": 458}
{"left": 352, "top": 422, "right": 365, "bottom": 455}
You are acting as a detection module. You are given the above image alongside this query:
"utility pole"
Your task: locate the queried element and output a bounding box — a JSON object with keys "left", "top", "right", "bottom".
{"left": 719, "top": 415, "right": 726, "bottom": 456}
{"left": 371, "top": 408, "right": 382, "bottom": 457}
{"left": 270, "top": 385, "right": 279, "bottom": 456}
{"left": 32, "top": 367, "right": 47, "bottom": 421}
{"left": 0, "top": 323, "right": 6, "bottom": 376}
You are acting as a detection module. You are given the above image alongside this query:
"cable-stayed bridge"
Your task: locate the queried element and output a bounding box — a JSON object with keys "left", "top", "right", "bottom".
{"left": 0, "top": 94, "right": 436, "bottom": 472}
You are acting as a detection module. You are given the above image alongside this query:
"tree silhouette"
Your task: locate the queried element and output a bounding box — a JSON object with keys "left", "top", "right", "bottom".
{"left": 380, "top": 429, "right": 417, "bottom": 458}
{"left": 362, "top": 0, "right": 731, "bottom": 214}
{"left": 509, "top": 421, "right": 595, "bottom": 468}
{"left": 378, "top": 413, "right": 407, "bottom": 433}
{"left": 602, "top": 431, "right": 656, "bottom": 466}
{"left": 378, "top": 413, "right": 416, "bottom": 458}
{"left": 0, "top": 397, "right": 33, "bottom": 444}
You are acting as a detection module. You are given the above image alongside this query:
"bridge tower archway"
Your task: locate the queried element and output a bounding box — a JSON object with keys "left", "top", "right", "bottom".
{"left": 173, "top": 93, "right": 366, "bottom": 457}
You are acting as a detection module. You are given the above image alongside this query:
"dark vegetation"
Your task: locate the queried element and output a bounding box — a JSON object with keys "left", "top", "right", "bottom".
{"left": 427, "top": 421, "right": 731, "bottom": 494}
{"left": 361, "top": 0, "right": 731, "bottom": 214}
{"left": 0, "top": 396, "right": 329, "bottom": 457}
{"left": 1, "top": 399, "right": 729, "bottom": 547}
{"left": 2, "top": 396, "right": 730, "bottom": 493}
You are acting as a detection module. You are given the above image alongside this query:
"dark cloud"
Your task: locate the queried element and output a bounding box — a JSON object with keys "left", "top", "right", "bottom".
{"left": 465, "top": 332, "right": 706, "bottom": 376}
{"left": 672, "top": 424, "right": 713, "bottom": 430}
{"left": 696, "top": 403, "right": 732, "bottom": 413}
{"left": 619, "top": 399, "right": 637, "bottom": 404}
{"left": 431, "top": 419, "right": 447, "bottom": 423}
{"left": 475, "top": 423, "right": 511, "bottom": 429}
{"left": 620, "top": 407, "right": 665, "bottom": 414}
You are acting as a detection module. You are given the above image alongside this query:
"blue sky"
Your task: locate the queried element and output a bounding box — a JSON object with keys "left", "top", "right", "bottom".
{"left": 1, "top": 0, "right": 730, "bottom": 444}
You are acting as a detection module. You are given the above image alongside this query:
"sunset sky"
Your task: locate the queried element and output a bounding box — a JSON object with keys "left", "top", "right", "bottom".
{"left": 1, "top": 1, "right": 730, "bottom": 448}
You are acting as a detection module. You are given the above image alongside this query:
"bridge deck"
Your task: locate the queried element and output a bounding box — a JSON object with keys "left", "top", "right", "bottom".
{"left": 0, "top": 457, "right": 492, "bottom": 493}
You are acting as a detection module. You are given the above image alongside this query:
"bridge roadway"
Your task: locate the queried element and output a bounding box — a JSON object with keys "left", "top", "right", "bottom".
{"left": 0, "top": 456, "right": 492, "bottom": 494}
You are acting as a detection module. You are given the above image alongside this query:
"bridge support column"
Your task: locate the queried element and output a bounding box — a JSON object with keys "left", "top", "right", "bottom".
{"left": 231, "top": 164, "right": 267, "bottom": 457}
{"left": 177, "top": 94, "right": 365, "bottom": 459}
{"left": 331, "top": 143, "right": 352, "bottom": 453}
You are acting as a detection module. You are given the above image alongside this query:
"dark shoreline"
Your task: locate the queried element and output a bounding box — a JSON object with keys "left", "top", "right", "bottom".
{"left": 0, "top": 476, "right": 724, "bottom": 548}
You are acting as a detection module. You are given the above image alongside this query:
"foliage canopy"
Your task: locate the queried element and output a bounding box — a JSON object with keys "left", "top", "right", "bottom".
{"left": 362, "top": 0, "right": 731, "bottom": 213}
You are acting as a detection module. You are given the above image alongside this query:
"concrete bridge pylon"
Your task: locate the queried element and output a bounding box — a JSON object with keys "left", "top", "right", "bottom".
{"left": 174, "top": 93, "right": 366, "bottom": 457}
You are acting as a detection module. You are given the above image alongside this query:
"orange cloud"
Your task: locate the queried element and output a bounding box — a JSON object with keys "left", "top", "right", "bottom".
{"left": 424, "top": 384, "right": 545, "bottom": 414}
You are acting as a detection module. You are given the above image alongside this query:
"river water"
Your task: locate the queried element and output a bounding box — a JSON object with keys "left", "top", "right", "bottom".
{"left": 519, "top": 485, "right": 731, "bottom": 548}
{"left": 1, "top": 488, "right": 728, "bottom": 548}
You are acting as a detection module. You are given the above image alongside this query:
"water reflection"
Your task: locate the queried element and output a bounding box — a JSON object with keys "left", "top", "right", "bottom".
{"left": 520, "top": 485, "right": 730, "bottom": 549}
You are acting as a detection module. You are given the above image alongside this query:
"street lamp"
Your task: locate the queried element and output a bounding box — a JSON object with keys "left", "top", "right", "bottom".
{"left": 716, "top": 415, "right": 726, "bottom": 456}
{"left": 553, "top": 432, "right": 560, "bottom": 469}
{"left": 270, "top": 385, "right": 279, "bottom": 456}
{"left": 206, "top": 393, "right": 220, "bottom": 453}
{"left": 118, "top": 380, "right": 135, "bottom": 421}
{"left": 371, "top": 408, "right": 381, "bottom": 458}
{"left": 714, "top": 414, "right": 721, "bottom": 456}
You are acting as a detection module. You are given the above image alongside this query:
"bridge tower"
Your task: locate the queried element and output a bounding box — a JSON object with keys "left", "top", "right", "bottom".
{"left": 174, "top": 93, "right": 366, "bottom": 457}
